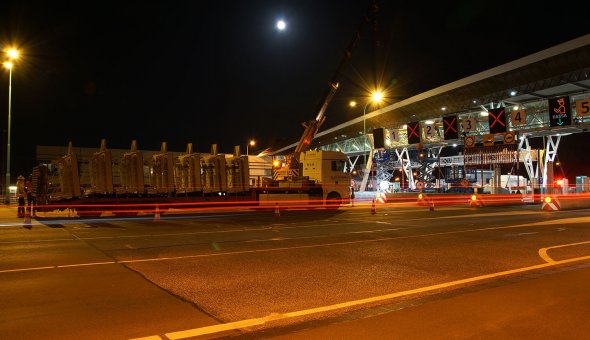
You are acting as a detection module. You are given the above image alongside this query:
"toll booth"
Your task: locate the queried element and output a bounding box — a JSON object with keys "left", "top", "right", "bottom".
{"left": 576, "top": 176, "right": 589, "bottom": 193}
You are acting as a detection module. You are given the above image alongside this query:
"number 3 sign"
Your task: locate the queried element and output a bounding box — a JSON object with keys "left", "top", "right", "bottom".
{"left": 462, "top": 118, "right": 476, "bottom": 132}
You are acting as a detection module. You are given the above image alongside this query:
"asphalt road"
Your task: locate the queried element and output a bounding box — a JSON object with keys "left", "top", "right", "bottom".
{"left": 1, "top": 202, "right": 590, "bottom": 339}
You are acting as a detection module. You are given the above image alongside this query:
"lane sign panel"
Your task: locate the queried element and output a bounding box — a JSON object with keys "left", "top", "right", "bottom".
{"left": 390, "top": 129, "right": 399, "bottom": 142}
{"left": 575, "top": 98, "right": 590, "bottom": 117}
{"left": 423, "top": 123, "right": 437, "bottom": 138}
{"left": 488, "top": 108, "right": 507, "bottom": 133}
{"left": 462, "top": 118, "right": 477, "bottom": 132}
{"left": 407, "top": 122, "right": 421, "bottom": 144}
{"left": 510, "top": 109, "right": 526, "bottom": 126}
{"left": 504, "top": 131, "right": 516, "bottom": 144}
{"left": 548, "top": 96, "right": 571, "bottom": 127}
{"left": 464, "top": 136, "right": 475, "bottom": 148}
{"left": 443, "top": 115, "right": 458, "bottom": 140}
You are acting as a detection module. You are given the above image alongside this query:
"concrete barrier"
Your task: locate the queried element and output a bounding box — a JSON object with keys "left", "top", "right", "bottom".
{"left": 542, "top": 194, "right": 590, "bottom": 211}
{"left": 416, "top": 193, "right": 472, "bottom": 207}
{"left": 469, "top": 193, "right": 526, "bottom": 208}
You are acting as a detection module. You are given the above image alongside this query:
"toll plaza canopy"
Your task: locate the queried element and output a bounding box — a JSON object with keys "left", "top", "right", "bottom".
{"left": 272, "top": 33, "right": 590, "bottom": 155}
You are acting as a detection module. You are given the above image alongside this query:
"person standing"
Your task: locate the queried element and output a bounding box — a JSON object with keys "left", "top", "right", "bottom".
{"left": 16, "top": 175, "right": 26, "bottom": 218}
{"left": 26, "top": 175, "right": 36, "bottom": 217}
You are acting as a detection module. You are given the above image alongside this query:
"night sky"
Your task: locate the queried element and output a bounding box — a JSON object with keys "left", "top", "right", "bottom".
{"left": 0, "top": 1, "right": 589, "bottom": 180}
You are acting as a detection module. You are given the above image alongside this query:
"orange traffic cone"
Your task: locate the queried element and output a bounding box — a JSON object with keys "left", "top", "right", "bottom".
{"left": 371, "top": 199, "right": 376, "bottom": 215}
{"left": 154, "top": 205, "right": 161, "bottom": 222}
{"left": 274, "top": 203, "right": 280, "bottom": 217}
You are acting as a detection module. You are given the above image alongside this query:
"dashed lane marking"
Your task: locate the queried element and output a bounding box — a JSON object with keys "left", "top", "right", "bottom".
{"left": 0, "top": 261, "right": 115, "bottom": 273}
{"left": 4, "top": 218, "right": 590, "bottom": 274}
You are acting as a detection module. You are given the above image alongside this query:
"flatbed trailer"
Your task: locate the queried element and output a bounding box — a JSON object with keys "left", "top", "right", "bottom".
{"left": 31, "top": 141, "right": 351, "bottom": 217}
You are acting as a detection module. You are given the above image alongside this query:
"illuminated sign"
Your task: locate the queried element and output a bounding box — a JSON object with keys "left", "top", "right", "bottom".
{"left": 462, "top": 118, "right": 476, "bottom": 132}
{"left": 504, "top": 131, "right": 516, "bottom": 144}
{"left": 548, "top": 96, "right": 571, "bottom": 127}
{"left": 482, "top": 134, "right": 495, "bottom": 146}
{"left": 510, "top": 109, "right": 526, "bottom": 126}
{"left": 443, "top": 115, "right": 458, "bottom": 140}
{"left": 423, "top": 123, "right": 437, "bottom": 138}
{"left": 487, "top": 108, "right": 506, "bottom": 134}
{"left": 575, "top": 98, "right": 590, "bottom": 117}
{"left": 390, "top": 129, "right": 399, "bottom": 142}
{"left": 406, "top": 122, "right": 421, "bottom": 144}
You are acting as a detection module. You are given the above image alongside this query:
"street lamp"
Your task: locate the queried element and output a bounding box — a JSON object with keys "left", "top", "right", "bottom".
{"left": 350, "top": 90, "right": 383, "bottom": 191}
{"left": 246, "top": 140, "right": 256, "bottom": 156}
{"left": 3, "top": 48, "right": 19, "bottom": 204}
{"left": 362, "top": 90, "right": 383, "bottom": 167}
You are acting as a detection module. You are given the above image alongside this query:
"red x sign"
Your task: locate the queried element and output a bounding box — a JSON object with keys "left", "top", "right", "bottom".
{"left": 444, "top": 117, "right": 457, "bottom": 133}
{"left": 488, "top": 108, "right": 506, "bottom": 133}
{"left": 443, "top": 115, "right": 459, "bottom": 140}
{"left": 407, "top": 122, "right": 420, "bottom": 144}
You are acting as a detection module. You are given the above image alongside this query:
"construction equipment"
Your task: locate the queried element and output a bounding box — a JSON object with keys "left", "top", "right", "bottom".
{"left": 273, "top": 1, "right": 379, "bottom": 180}
{"left": 31, "top": 140, "right": 352, "bottom": 217}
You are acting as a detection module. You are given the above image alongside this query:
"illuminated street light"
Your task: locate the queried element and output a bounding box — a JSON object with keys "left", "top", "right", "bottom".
{"left": 246, "top": 140, "right": 256, "bottom": 156}
{"left": 3, "top": 48, "right": 19, "bottom": 204}
{"left": 363, "top": 90, "right": 383, "bottom": 165}
{"left": 6, "top": 49, "right": 19, "bottom": 60}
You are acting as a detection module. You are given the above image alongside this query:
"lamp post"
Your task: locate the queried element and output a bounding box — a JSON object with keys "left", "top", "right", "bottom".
{"left": 3, "top": 48, "right": 19, "bottom": 204}
{"left": 361, "top": 91, "right": 383, "bottom": 173}
{"left": 246, "top": 140, "right": 255, "bottom": 156}
{"left": 350, "top": 90, "right": 383, "bottom": 192}
{"left": 362, "top": 101, "right": 370, "bottom": 167}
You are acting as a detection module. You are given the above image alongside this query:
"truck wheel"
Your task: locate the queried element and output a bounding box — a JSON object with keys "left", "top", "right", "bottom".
{"left": 325, "top": 192, "right": 342, "bottom": 209}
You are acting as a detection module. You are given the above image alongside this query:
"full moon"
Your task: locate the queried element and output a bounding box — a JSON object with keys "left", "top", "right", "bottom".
{"left": 276, "top": 20, "right": 286, "bottom": 30}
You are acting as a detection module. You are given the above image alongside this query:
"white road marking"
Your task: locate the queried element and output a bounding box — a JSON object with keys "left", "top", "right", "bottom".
{"left": 3, "top": 219, "right": 587, "bottom": 274}
{"left": 0, "top": 209, "right": 550, "bottom": 246}
{"left": 157, "top": 253, "right": 590, "bottom": 340}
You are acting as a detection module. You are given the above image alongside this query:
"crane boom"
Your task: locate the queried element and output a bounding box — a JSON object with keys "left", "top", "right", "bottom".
{"left": 280, "top": 1, "right": 378, "bottom": 177}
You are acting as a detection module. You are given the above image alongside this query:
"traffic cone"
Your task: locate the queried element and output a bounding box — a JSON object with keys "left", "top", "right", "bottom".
{"left": 371, "top": 199, "right": 376, "bottom": 215}
{"left": 274, "top": 203, "right": 280, "bottom": 217}
{"left": 154, "top": 205, "right": 161, "bottom": 222}
{"left": 23, "top": 207, "right": 32, "bottom": 229}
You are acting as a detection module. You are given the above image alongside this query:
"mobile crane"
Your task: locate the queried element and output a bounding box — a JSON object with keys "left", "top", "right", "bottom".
{"left": 272, "top": 0, "right": 379, "bottom": 180}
